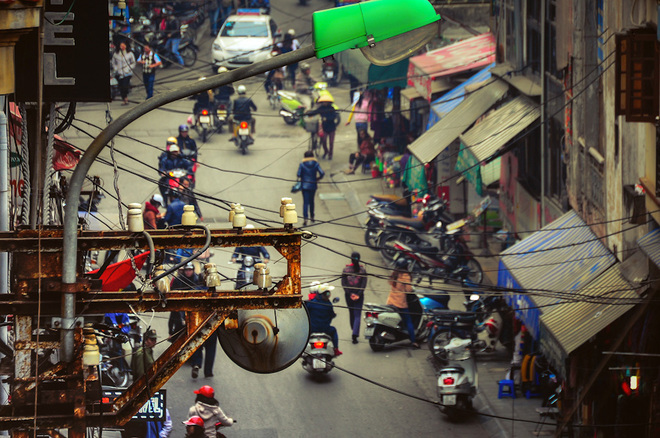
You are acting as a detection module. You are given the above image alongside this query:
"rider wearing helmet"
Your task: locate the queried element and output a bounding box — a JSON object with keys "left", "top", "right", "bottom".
{"left": 193, "top": 77, "right": 214, "bottom": 119}
{"left": 183, "top": 416, "right": 205, "bottom": 438}
{"left": 188, "top": 385, "right": 234, "bottom": 438}
{"left": 295, "top": 61, "right": 316, "bottom": 109}
{"left": 231, "top": 84, "right": 257, "bottom": 136}
{"left": 304, "top": 283, "right": 342, "bottom": 356}
{"left": 213, "top": 67, "right": 235, "bottom": 107}
{"left": 305, "top": 93, "right": 338, "bottom": 159}
{"left": 158, "top": 138, "right": 192, "bottom": 206}
{"left": 177, "top": 124, "right": 198, "bottom": 160}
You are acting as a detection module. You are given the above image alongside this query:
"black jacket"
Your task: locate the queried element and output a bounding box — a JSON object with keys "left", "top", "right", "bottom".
{"left": 233, "top": 96, "right": 257, "bottom": 121}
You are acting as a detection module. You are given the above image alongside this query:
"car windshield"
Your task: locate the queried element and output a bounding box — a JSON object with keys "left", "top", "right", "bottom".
{"left": 221, "top": 20, "right": 269, "bottom": 37}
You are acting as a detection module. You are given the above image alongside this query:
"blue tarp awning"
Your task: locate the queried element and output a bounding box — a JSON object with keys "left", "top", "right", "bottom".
{"left": 498, "top": 210, "right": 617, "bottom": 338}
{"left": 426, "top": 63, "right": 495, "bottom": 129}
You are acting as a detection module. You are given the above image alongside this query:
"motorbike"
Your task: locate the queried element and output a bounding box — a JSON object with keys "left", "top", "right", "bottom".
{"left": 321, "top": 58, "right": 339, "bottom": 86}
{"left": 436, "top": 337, "right": 485, "bottom": 420}
{"left": 363, "top": 292, "right": 434, "bottom": 352}
{"left": 375, "top": 198, "right": 453, "bottom": 261}
{"left": 301, "top": 332, "right": 337, "bottom": 376}
{"left": 231, "top": 119, "right": 253, "bottom": 155}
{"left": 193, "top": 105, "right": 215, "bottom": 143}
{"left": 278, "top": 82, "right": 341, "bottom": 126}
{"left": 233, "top": 254, "right": 261, "bottom": 288}
{"left": 94, "top": 324, "right": 133, "bottom": 388}
{"left": 427, "top": 293, "right": 513, "bottom": 363}
{"left": 214, "top": 97, "right": 231, "bottom": 133}
{"left": 164, "top": 167, "right": 195, "bottom": 198}
{"left": 392, "top": 216, "right": 483, "bottom": 285}
{"left": 364, "top": 194, "right": 438, "bottom": 249}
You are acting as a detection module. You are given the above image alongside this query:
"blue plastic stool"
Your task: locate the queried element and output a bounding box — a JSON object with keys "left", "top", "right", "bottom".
{"left": 498, "top": 380, "right": 516, "bottom": 399}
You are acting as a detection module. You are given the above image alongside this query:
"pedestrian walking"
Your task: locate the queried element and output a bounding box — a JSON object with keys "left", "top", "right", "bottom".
{"left": 137, "top": 44, "right": 162, "bottom": 99}
{"left": 188, "top": 385, "right": 234, "bottom": 438}
{"left": 341, "top": 252, "right": 367, "bottom": 344}
{"left": 111, "top": 41, "right": 136, "bottom": 105}
{"left": 296, "top": 150, "right": 325, "bottom": 226}
{"left": 163, "top": 192, "right": 185, "bottom": 226}
{"left": 387, "top": 258, "right": 419, "bottom": 348}
{"left": 353, "top": 90, "right": 371, "bottom": 142}
{"left": 131, "top": 328, "right": 158, "bottom": 379}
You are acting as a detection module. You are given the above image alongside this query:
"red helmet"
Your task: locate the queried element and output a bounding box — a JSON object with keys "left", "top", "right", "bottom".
{"left": 183, "top": 416, "right": 205, "bottom": 427}
{"left": 194, "top": 385, "right": 214, "bottom": 398}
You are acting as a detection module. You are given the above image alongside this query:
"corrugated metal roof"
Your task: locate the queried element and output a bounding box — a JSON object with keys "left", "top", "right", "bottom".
{"left": 500, "top": 210, "right": 617, "bottom": 311}
{"left": 638, "top": 227, "right": 660, "bottom": 269}
{"left": 459, "top": 96, "right": 540, "bottom": 162}
{"left": 409, "top": 79, "right": 508, "bottom": 164}
{"left": 427, "top": 63, "right": 494, "bottom": 129}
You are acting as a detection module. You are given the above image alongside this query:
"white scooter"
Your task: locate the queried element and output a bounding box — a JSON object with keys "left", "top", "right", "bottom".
{"left": 436, "top": 337, "right": 486, "bottom": 421}
{"left": 301, "top": 332, "right": 336, "bottom": 376}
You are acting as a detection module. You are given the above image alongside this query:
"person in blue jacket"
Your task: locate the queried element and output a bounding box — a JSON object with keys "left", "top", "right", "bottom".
{"left": 296, "top": 150, "right": 324, "bottom": 226}
{"left": 304, "top": 283, "right": 342, "bottom": 356}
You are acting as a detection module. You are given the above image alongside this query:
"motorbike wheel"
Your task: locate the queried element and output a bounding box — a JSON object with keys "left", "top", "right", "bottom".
{"left": 181, "top": 46, "right": 197, "bottom": 67}
{"left": 378, "top": 233, "right": 402, "bottom": 264}
{"left": 429, "top": 330, "right": 453, "bottom": 364}
{"left": 369, "top": 333, "right": 386, "bottom": 352}
{"left": 463, "top": 259, "right": 484, "bottom": 284}
{"left": 240, "top": 140, "right": 248, "bottom": 155}
{"left": 364, "top": 227, "right": 380, "bottom": 249}
{"left": 283, "top": 115, "right": 297, "bottom": 125}
{"left": 201, "top": 127, "right": 208, "bottom": 143}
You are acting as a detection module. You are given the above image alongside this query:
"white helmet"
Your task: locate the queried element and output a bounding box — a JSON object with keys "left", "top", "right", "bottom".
{"left": 218, "top": 67, "right": 228, "bottom": 73}
{"left": 237, "top": 84, "right": 247, "bottom": 95}
{"left": 318, "top": 283, "right": 335, "bottom": 295}
{"left": 287, "top": 29, "right": 296, "bottom": 37}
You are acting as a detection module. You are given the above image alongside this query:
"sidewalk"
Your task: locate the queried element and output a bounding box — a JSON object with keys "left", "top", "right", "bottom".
{"left": 329, "top": 167, "right": 551, "bottom": 437}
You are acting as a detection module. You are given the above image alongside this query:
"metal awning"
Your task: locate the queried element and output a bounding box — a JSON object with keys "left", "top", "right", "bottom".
{"left": 459, "top": 96, "right": 540, "bottom": 162}
{"left": 637, "top": 227, "right": 660, "bottom": 269}
{"left": 539, "top": 251, "right": 647, "bottom": 378}
{"left": 408, "top": 33, "right": 496, "bottom": 101}
{"left": 498, "top": 210, "right": 617, "bottom": 338}
{"left": 427, "top": 63, "right": 495, "bottom": 129}
{"left": 408, "top": 79, "right": 508, "bottom": 164}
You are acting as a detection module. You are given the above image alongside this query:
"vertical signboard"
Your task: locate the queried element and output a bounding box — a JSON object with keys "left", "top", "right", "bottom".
{"left": 15, "top": 0, "right": 110, "bottom": 102}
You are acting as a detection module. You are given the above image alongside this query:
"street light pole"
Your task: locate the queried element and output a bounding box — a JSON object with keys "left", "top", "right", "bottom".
{"left": 59, "top": 45, "right": 316, "bottom": 362}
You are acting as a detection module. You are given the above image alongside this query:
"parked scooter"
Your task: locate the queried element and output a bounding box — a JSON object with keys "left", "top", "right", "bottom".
{"left": 278, "top": 82, "right": 340, "bottom": 126}
{"left": 363, "top": 292, "right": 433, "bottom": 352}
{"left": 428, "top": 293, "right": 512, "bottom": 363}
{"left": 436, "top": 337, "right": 485, "bottom": 421}
{"left": 375, "top": 198, "right": 453, "bottom": 260}
{"left": 364, "top": 194, "right": 441, "bottom": 249}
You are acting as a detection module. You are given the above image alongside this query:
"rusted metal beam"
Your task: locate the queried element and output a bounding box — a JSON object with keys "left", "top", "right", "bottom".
{"left": 110, "top": 310, "right": 229, "bottom": 425}
{"left": 0, "top": 228, "right": 303, "bottom": 252}
{"left": 0, "top": 290, "right": 302, "bottom": 315}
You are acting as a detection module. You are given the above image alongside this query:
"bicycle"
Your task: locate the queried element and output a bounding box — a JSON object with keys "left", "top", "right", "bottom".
{"left": 301, "top": 116, "right": 321, "bottom": 157}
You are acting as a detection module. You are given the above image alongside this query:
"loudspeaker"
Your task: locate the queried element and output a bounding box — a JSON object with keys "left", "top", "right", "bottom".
{"left": 218, "top": 308, "right": 310, "bottom": 373}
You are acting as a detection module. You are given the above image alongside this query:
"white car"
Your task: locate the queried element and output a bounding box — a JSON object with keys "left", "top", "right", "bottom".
{"left": 212, "top": 10, "right": 281, "bottom": 71}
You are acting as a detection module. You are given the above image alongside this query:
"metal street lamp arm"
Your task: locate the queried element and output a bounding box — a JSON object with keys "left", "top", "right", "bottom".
{"left": 59, "top": 44, "right": 315, "bottom": 362}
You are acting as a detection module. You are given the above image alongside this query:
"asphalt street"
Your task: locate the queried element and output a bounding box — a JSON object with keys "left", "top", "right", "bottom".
{"left": 61, "top": 2, "right": 498, "bottom": 437}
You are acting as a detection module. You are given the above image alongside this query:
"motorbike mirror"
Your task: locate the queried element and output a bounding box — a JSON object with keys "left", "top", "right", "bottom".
{"left": 469, "top": 294, "right": 480, "bottom": 301}
{"left": 332, "top": 297, "right": 340, "bottom": 303}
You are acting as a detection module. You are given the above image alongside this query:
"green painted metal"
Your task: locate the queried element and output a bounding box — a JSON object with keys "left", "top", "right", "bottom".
{"left": 313, "top": 0, "right": 440, "bottom": 59}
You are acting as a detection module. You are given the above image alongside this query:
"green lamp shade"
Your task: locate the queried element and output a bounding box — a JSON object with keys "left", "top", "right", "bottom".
{"left": 313, "top": 0, "right": 440, "bottom": 64}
